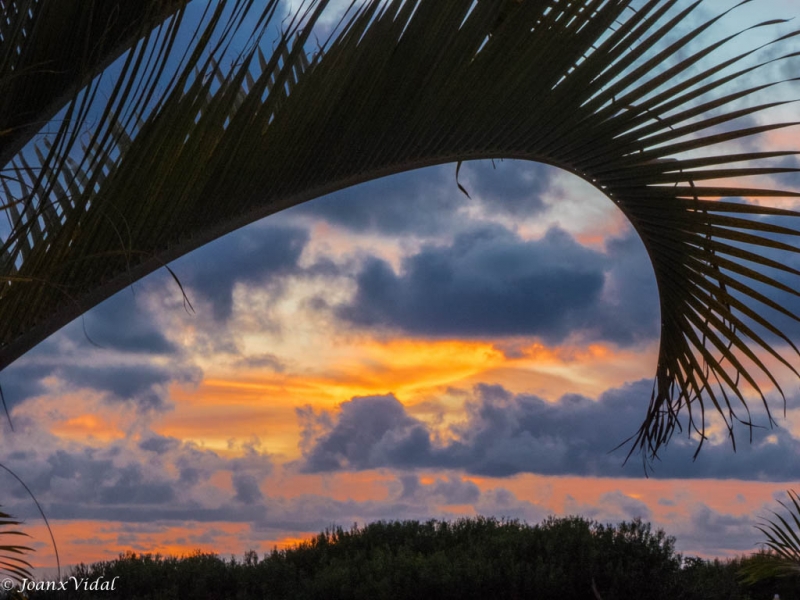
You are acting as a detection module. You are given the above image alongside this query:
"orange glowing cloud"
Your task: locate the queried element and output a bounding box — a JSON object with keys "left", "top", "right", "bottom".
{"left": 49, "top": 414, "right": 126, "bottom": 444}
{"left": 157, "top": 333, "right": 658, "bottom": 458}
{"left": 466, "top": 340, "right": 658, "bottom": 400}
{"left": 310, "top": 337, "right": 507, "bottom": 397}
{"left": 14, "top": 393, "right": 132, "bottom": 445}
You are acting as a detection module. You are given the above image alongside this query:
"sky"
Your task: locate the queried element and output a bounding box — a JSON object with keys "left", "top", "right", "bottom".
{"left": 3, "top": 0, "right": 800, "bottom": 573}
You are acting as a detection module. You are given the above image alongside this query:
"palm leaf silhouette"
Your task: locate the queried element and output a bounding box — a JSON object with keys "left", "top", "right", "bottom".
{"left": 740, "top": 489, "right": 800, "bottom": 583}
{"left": 1, "top": 0, "right": 800, "bottom": 462}
{"left": 0, "top": 506, "right": 33, "bottom": 584}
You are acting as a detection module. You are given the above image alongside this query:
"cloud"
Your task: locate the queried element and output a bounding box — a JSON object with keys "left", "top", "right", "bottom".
{"left": 64, "top": 363, "right": 201, "bottom": 409}
{"left": 672, "top": 504, "right": 759, "bottom": 556}
{"left": 299, "top": 395, "right": 433, "bottom": 472}
{"left": 0, "top": 362, "right": 51, "bottom": 408}
{"left": 601, "top": 491, "right": 652, "bottom": 521}
{"left": 564, "top": 491, "right": 653, "bottom": 523}
{"left": 590, "top": 227, "right": 660, "bottom": 344}
{"left": 232, "top": 473, "right": 264, "bottom": 504}
{"left": 139, "top": 434, "right": 181, "bottom": 455}
{"left": 233, "top": 353, "right": 286, "bottom": 372}
{"left": 397, "top": 474, "right": 480, "bottom": 505}
{"left": 292, "top": 160, "right": 554, "bottom": 237}
{"left": 0, "top": 281, "right": 179, "bottom": 365}
{"left": 333, "top": 220, "right": 661, "bottom": 346}
{"left": 74, "top": 290, "right": 178, "bottom": 355}
{"left": 173, "top": 223, "right": 309, "bottom": 322}
{"left": 299, "top": 381, "right": 800, "bottom": 480}
{"left": 0, "top": 424, "right": 275, "bottom": 523}
{"left": 96, "top": 464, "right": 176, "bottom": 505}
{"left": 0, "top": 280, "right": 206, "bottom": 412}
{"left": 0, "top": 393, "right": 780, "bottom": 561}
{"left": 292, "top": 166, "right": 465, "bottom": 236}
{"left": 1, "top": 357, "right": 202, "bottom": 411}
{"left": 474, "top": 487, "right": 549, "bottom": 523}
{"left": 337, "top": 225, "right": 612, "bottom": 342}
{"left": 458, "top": 159, "right": 550, "bottom": 217}
{"left": 378, "top": 474, "right": 549, "bottom": 524}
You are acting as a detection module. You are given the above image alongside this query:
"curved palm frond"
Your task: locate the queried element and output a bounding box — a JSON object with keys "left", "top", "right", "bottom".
{"left": 1, "top": 0, "right": 800, "bottom": 462}
{"left": 0, "top": 0, "right": 190, "bottom": 165}
{"left": 740, "top": 489, "right": 800, "bottom": 583}
{"left": 0, "top": 505, "right": 33, "bottom": 584}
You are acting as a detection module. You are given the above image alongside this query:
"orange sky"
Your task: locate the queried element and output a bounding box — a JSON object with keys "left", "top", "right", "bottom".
{"left": 20, "top": 474, "right": 791, "bottom": 569}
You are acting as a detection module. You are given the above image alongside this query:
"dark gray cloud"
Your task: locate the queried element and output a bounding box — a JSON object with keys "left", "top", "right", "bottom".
{"left": 173, "top": 444, "right": 228, "bottom": 487}
{"left": 47, "top": 451, "right": 152, "bottom": 504}
{"left": 290, "top": 159, "right": 553, "bottom": 236}
{"left": 591, "top": 228, "right": 660, "bottom": 344}
{"left": 338, "top": 225, "right": 604, "bottom": 340}
{"left": 75, "top": 291, "right": 177, "bottom": 355}
{"left": 2, "top": 446, "right": 177, "bottom": 509}
{"left": 299, "top": 381, "right": 800, "bottom": 480}
{"left": 0, "top": 362, "right": 51, "bottom": 408}
{"left": 139, "top": 434, "right": 181, "bottom": 455}
{"left": 0, "top": 267, "right": 189, "bottom": 406}
{"left": 96, "top": 464, "right": 176, "bottom": 505}
{"left": 4, "top": 437, "right": 489, "bottom": 526}
{"left": 41, "top": 448, "right": 117, "bottom": 502}
{"left": 63, "top": 363, "right": 201, "bottom": 409}
{"left": 173, "top": 223, "right": 309, "bottom": 322}
{"left": 338, "top": 223, "right": 659, "bottom": 345}
{"left": 0, "top": 414, "right": 776, "bottom": 561}
{"left": 0, "top": 273, "right": 206, "bottom": 411}
{"left": 291, "top": 165, "right": 464, "bottom": 236}
{"left": 459, "top": 159, "right": 549, "bottom": 217}
{"left": 0, "top": 359, "right": 201, "bottom": 411}
{"left": 1, "top": 432, "right": 274, "bottom": 523}
{"left": 300, "top": 395, "right": 432, "bottom": 472}
{"left": 0, "top": 283, "right": 179, "bottom": 364}
{"left": 233, "top": 473, "right": 264, "bottom": 504}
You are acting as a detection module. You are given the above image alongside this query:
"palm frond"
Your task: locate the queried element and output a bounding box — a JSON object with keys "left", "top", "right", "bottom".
{"left": 0, "top": 505, "right": 33, "bottom": 584}
{"left": 740, "top": 490, "right": 800, "bottom": 583}
{"left": 0, "top": 0, "right": 190, "bottom": 165}
{"left": 1, "top": 0, "right": 800, "bottom": 461}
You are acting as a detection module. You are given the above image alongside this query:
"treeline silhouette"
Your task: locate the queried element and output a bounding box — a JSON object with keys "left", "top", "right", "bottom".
{"left": 8, "top": 516, "right": 798, "bottom": 599}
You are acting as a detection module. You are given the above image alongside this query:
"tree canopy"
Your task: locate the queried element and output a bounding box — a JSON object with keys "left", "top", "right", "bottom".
{"left": 8, "top": 516, "right": 798, "bottom": 600}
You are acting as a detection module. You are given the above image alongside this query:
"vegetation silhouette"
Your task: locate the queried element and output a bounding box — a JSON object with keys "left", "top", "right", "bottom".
{"left": 1, "top": 516, "right": 796, "bottom": 600}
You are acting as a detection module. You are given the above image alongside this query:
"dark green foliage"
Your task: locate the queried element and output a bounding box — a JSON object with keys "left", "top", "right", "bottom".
{"left": 679, "top": 556, "right": 751, "bottom": 600}
{"left": 6, "top": 515, "right": 796, "bottom": 600}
